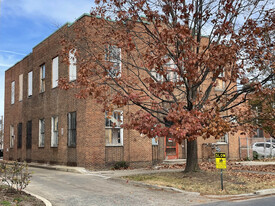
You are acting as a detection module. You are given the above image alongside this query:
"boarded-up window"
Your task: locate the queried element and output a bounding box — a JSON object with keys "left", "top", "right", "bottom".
{"left": 28, "top": 71, "right": 33, "bottom": 97}
{"left": 39, "top": 119, "right": 45, "bottom": 147}
{"left": 17, "top": 123, "right": 22, "bottom": 148}
{"left": 69, "top": 49, "right": 77, "bottom": 81}
{"left": 11, "top": 81, "right": 15, "bottom": 104}
{"left": 51, "top": 116, "right": 58, "bottom": 147}
{"left": 52, "top": 56, "right": 59, "bottom": 88}
{"left": 105, "top": 111, "right": 123, "bottom": 146}
{"left": 10, "top": 125, "right": 14, "bottom": 148}
{"left": 68, "top": 112, "right": 76, "bottom": 147}
{"left": 40, "top": 64, "right": 46, "bottom": 92}
{"left": 26, "top": 120, "right": 32, "bottom": 149}
{"left": 19, "top": 74, "right": 23, "bottom": 101}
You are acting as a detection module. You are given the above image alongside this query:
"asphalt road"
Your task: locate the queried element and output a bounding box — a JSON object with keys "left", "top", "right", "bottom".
{"left": 26, "top": 167, "right": 217, "bottom": 206}
{"left": 201, "top": 196, "right": 275, "bottom": 206}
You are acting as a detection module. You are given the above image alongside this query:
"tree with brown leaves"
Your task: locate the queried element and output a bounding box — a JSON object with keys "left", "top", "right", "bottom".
{"left": 60, "top": 0, "right": 274, "bottom": 172}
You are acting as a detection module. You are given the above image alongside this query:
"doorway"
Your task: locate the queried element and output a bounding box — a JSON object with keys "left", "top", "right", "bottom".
{"left": 165, "top": 137, "right": 178, "bottom": 159}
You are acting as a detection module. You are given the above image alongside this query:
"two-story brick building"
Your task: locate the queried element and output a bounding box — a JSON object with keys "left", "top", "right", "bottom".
{"left": 4, "top": 14, "right": 242, "bottom": 168}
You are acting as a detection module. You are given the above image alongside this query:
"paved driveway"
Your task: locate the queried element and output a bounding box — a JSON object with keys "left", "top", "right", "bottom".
{"left": 26, "top": 167, "right": 217, "bottom": 206}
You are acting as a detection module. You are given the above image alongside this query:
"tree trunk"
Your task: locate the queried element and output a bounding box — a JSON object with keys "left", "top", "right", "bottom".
{"left": 184, "top": 139, "right": 200, "bottom": 172}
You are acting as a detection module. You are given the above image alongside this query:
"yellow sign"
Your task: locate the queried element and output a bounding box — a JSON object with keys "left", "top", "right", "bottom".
{"left": 215, "top": 153, "right": 226, "bottom": 169}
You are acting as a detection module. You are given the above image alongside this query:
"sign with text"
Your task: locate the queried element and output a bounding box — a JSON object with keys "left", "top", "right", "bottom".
{"left": 215, "top": 152, "right": 226, "bottom": 169}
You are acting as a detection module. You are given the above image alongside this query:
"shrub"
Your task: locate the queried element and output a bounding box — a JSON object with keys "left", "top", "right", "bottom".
{"left": 113, "top": 161, "right": 129, "bottom": 170}
{"left": 0, "top": 161, "right": 31, "bottom": 192}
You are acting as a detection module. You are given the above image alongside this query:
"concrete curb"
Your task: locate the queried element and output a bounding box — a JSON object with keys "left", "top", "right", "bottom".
{"left": 28, "top": 163, "right": 88, "bottom": 174}
{"left": 24, "top": 189, "right": 52, "bottom": 206}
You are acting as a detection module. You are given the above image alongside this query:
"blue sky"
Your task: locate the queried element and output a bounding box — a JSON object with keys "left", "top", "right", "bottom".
{"left": 0, "top": 0, "right": 94, "bottom": 119}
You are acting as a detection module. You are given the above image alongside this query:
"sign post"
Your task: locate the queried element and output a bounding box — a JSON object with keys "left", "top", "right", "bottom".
{"left": 215, "top": 152, "right": 226, "bottom": 190}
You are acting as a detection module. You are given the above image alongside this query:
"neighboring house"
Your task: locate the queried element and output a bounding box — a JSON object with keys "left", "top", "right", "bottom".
{"left": 4, "top": 14, "right": 242, "bottom": 168}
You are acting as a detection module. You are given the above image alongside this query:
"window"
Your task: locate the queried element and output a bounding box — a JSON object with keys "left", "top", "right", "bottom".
{"left": 19, "top": 74, "right": 23, "bottom": 101}
{"left": 17, "top": 123, "right": 22, "bottom": 148}
{"left": 26, "top": 121, "right": 32, "bottom": 149}
{"left": 40, "top": 64, "right": 46, "bottom": 93}
{"left": 254, "top": 128, "right": 264, "bottom": 138}
{"left": 152, "top": 137, "right": 158, "bottom": 145}
{"left": 39, "top": 119, "right": 45, "bottom": 147}
{"left": 11, "top": 81, "right": 15, "bottom": 104}
{"left": 215, "top": 70, "right": 225, "bottom": 90}
{"left": 105, "top": 45, "right": 121, "bottom": 78}
{"left": 69, "top": 49, "right": 77, "bottom": 81}
{"left": 151, "top": 57, "right": 179, "bottom": 82}
{"left": 68, "top": 112, "right": 76, "bottom": 147}
{"left": 51, "top": 116, "right": 58, "bottom": 147}
{"left": 28, "top": 71, "right": 33, "bottom": 97}
{"left": 10, "top": 125, "right": 14, "bottom": 148}
{"left": 217, "top": 133, "right": 228, "bottom": 144}
{"left": 105, "top": 111, "right": 123, "bottom": 146}
{"left": 52, "top": 56, "right": 59, "bottom": 88}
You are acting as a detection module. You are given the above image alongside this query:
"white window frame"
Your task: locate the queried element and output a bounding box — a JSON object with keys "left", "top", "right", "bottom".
{"left": 28, "top": 71, "right": 33, "bottom": 97}
{"left": 39, "top": 119, "right": 45, "bottom": 147}
{"left": 105, "top": 111, "right": 123, "bottom": 146}
{"left": 19, "top": 74, "right": 23, "bottom": 101}
{"left": 40, "top": 64, "right": 46, "bottom": 93}
{"left": 52, "top": 56, "right": 59, "bottom": 88}
{"left": 51, "top": 116, "right": 58, "bottom": 147}
{"left": 11, "top": 81, "right": 15, "bottom": 104}
{"left": 10, "top": 125, "right": 14, "bottom": 148}
{"left": 217, "top": 133, "right": 228, "bottom": 144}
{"left": 105, "top": 45, "right": 121, "bottom": 78}
{"left": 69, "top": 49, "right": 77, "bottom": 81}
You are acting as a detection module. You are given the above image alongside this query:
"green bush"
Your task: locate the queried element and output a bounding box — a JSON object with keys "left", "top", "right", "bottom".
{"left": 113, "top": 161, "right": 129, "bottom": 170}
{"left": 0, "top": 161, "right": 31, "bottom": 192}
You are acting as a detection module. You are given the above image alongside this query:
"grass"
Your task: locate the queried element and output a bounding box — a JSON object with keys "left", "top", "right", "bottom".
{"left": 124, "top": 170, "right": 275, "bottom": 195}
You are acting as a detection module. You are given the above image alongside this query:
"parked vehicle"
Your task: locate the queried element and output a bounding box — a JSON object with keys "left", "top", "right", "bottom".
{"left": 252, "top": 142, "right": 275, "bottom": 159}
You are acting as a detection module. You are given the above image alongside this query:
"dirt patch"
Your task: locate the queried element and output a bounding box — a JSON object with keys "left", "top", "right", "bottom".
{"left": 124, "top": 163, "right": 275, "bottom": 195}
{"left": 0, "top": 185, "right": 45, "bottom": 206}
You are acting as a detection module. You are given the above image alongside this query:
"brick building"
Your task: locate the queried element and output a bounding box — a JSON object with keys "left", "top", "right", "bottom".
{"left": 4, "top": 14, "right": 242, "bottom": 168}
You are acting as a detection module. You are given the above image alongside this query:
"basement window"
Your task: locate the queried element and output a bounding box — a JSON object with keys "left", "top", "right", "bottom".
{"left": 105, "top": 111, "right": 123, "bottom": 146}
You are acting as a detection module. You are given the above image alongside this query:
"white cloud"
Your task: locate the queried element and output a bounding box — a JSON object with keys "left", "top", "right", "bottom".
{"left": 2, "top": 0, "right": 94, "bottom": 24}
